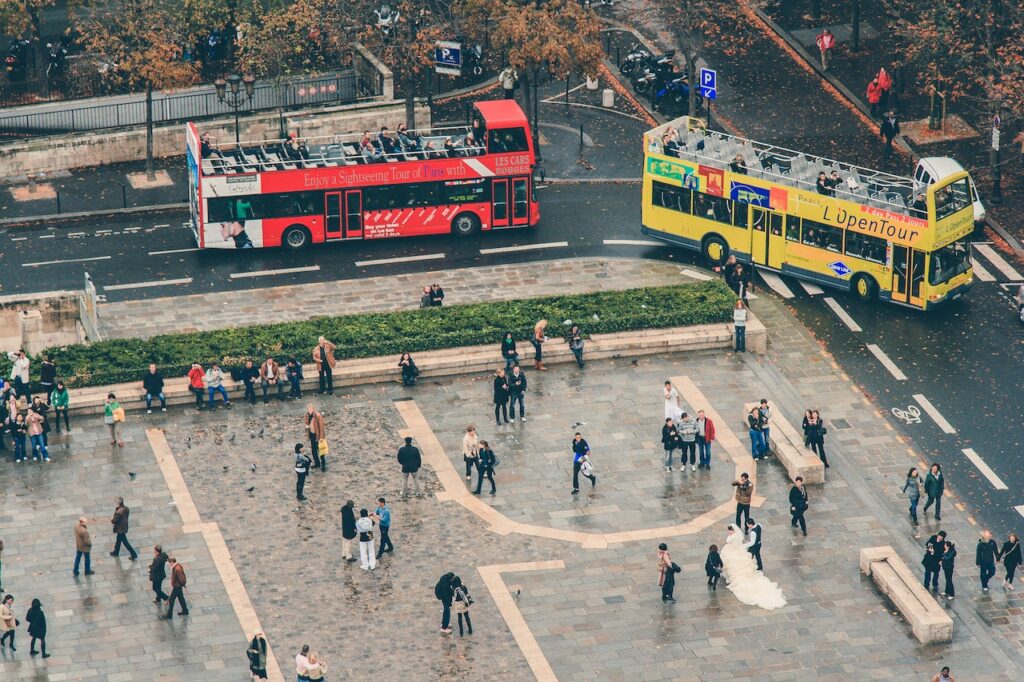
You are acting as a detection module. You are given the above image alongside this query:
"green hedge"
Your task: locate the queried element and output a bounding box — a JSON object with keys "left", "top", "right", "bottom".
{"left": 0, "top": 280, "right": 734, "bottom": 389}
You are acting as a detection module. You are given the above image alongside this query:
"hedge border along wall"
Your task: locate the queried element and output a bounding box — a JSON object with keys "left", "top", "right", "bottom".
{"left": 0, "top": 280, "right": 735, "bottom": 389}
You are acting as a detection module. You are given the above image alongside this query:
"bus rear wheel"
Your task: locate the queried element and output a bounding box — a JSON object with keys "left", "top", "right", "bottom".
{"left": 701, "top": 235, "right": 729, "bottom": 268}
{"left": 851, "top": 274, "right": 877, "bottom": 302}
{"left": 451, "top": 213, "right": 480, "bottom": 236}
{"left": 282, "top": 225, "right": 310, "bottom": 250}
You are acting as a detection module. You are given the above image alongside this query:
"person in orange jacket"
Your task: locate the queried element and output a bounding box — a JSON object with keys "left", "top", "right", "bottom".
{"left": 876, "top": 67, "right": 893, "bottom": 110}
{"left": 187, "top": 363, "right": 205, "bottom": 410}
{"left": 866, "top": 78, "right": 883, "bottom": 118}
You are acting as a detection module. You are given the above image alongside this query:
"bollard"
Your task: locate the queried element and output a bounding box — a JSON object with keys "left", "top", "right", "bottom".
{"left": 579, "top": 124, "right": 584, "bottom": 147}
{"left": 27, "top": 173, "right": 37, "bottom": 193}
{"left": 566, "top": 77, "right": 570, "bottom": 105}
{"left": 56, "top": 190, "right": 61, "bottom": 214}
{"left": 616, "top": 47, "right": 620, "bottom": 69}
{"left": 606, "top": 33, "right": 611, "bottom": 55}
{"left": 122, "top": 184, "right": 128, "bottom": 209}
{"left": 602, "top": 88, "right": 614, "bottom": 108}
{"left": 586, "top": 76, "right": 599, "bottom": 90}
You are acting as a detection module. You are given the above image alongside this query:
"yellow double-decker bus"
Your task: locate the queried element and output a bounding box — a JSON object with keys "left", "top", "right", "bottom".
{"left": 641, "top": 117, "right": 977, "bottom": 309}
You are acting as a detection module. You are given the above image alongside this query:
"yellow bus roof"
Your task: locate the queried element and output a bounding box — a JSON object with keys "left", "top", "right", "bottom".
{"left": 646, "top": 116, "right": 919, "bottom": 218}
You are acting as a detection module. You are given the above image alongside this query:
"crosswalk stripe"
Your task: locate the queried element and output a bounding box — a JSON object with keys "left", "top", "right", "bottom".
{"left": 798, "top": 280, "right": 824, "bottom": 295}
{"left": 975, "top": 244, "right": 1024, "bottom": 280}
{"left": 757, "top": 271, "right": 794, "bottom": 299}
{"left": 970, "top": 258, "right": 996, "bottom": 282}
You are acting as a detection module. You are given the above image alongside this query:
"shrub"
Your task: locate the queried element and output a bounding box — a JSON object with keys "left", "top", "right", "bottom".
{"left": 0, "top": 280, "right": 734, "bottom": 389}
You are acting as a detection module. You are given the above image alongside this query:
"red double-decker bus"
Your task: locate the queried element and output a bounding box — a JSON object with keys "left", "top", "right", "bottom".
{"left": 186, "top": 100, "right": 540, "bottom": 250}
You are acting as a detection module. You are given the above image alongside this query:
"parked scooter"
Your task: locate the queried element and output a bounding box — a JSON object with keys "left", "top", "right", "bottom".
{"left": 375, "top": 5, "right": 401, "bottom": 37}
{"left": 5, "top": 39, "right": 31, "bottom": 81}
{"left": 618, "top": 43, "right": 651, "bottom": 75}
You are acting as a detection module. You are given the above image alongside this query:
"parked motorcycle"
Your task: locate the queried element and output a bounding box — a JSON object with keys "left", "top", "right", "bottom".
{"left": 375, "top": 5, "right": 400, "bottom": 37}
{"left": 46, "top": 39, "right": 68, "bottom": 79}
{"left": 5, "top": 39, "right": 31, "bottom": 81}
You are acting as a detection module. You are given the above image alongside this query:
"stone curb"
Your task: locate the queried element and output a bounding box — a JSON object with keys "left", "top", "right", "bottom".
{"left": 56, "top": 316, "right": 765, "bottom": 417}
{"left": 0, "top": 202, "right": 188, "bottom": 229}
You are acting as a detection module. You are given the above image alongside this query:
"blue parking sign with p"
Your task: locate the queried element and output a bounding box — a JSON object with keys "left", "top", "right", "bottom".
{"left": 699, "top": 68, "right": 717, "bottom": 100}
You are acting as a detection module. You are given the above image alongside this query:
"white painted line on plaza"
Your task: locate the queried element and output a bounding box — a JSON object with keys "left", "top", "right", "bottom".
{"left": 480, "top": 241, "right": 569, "bottom": 255}
{"left": 758, "top": 271, "right": 795, "bottom": 299}
{"left": 680, "top": 268, "right": 714, "bottom": 281}
{"left": 354, "top": 253, "right": 445, "bottom": 267}
{"left": 912, "top": 394, "right": 956, "bottom": 434}
{"left": 975, "top": 244, "right": 1024, "bottom": 280}
{"left": 969, "top": 258, "right": 996, "bottom": 282}
{"left": 602, "top": 239, "right": 664, "bottom": 247}
{"left": 68, "top": 232, "right": 86, "bottom": 237}
{"left": 798, "top": 280, "right": 825, "bottom": 295}
{"left": 1015, "top": 505, "right": 1024, "bottom": 519}
{"left": 866, "top": 344, "right": 907, "bottom": 380}
{"left": 823, "top": 297, "right": 862, "bottom": 332}
{"left": 148, "top": 247, "right": 202, "bottom": 255}
{"left": 104, "top": 277, "right": 193, "bottom": 291}
{"left": 38, "top": 234, "right": 55, "bottom": 239}
{"left": 962, "top": 448, "right": 1008, "bottom": 490}
{"left": 229, "top": 265, "right": 320, "bottom": 279}
{"left": 22, "top": 255, "right": 112, "bottom": 267}
{"left": 10, "top": 236, "right": 27, "bottom": 242}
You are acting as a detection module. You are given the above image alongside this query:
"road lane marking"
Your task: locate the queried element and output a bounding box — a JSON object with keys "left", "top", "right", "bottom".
{"left": 962, "top": 448, "right": 1008, "bottom": 490}
{"left": 10, "top": 237, "right": 27, "bottom": 241}
{"left": 68, "top": 232, "right": 86, "bottom": 237}
{"left": 229, "top": 265, "right": 320, "bottom": 279}
{"left": 96, "top": 229, "right": 113, "bottom": 234}
{"left": 823, "top": 297, "right": 862, "bottom": 332}
{"left": 148, "top": 247, "right": 202, "bottom": 255}
{"left": 758, "top": 270, "right": 794, "bottom": 299}
{"left": 23, "top": 255, "right": 112, "bottom": 267}
{"left": 153, "top": 223, "right": 170, "bottom": 228}
{"left": 866, "top": 344, "right": 907, "bottom": 380}
{"left": 912, "top": 394, "right": 956, "bottom": 434}
{"left": 1015, "top": 505, "right": 1024, "bottom": 519}
{"left": 602, "top": 239, "right": 664, "bottom": 247}
{"left": 970, "top": 258, "right": 996, "bottom": 282}
{"left": 975, "top": 244, "right": 1024, "bottom": 280}
{"left": 38, "top": 234, "right": 55, "bottom": 239}
{"left": 354, "top": 253, "right": 445, "bottom": 267}
{"left": 480, "top": 241, "right": 568, "bottom": 255}
{"left": 798, "top": 280, "right": 825, "bottom": 295}
{"left": 104, "top": 277, "right": 193, "bottom": 291}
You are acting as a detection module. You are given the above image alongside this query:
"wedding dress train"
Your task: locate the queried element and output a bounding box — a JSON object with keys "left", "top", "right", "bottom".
{"left": 720, "top": 524, "right": 786, "bottom": 610}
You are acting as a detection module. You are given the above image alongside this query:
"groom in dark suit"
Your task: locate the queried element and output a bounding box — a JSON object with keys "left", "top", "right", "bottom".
{"left": 744, "top": 518, "right": 763, "bottom": 571}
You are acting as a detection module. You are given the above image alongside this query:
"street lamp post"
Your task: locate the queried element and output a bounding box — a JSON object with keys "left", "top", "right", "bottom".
{"left": 214, "top": 73, "right": 256, "bottom": 147}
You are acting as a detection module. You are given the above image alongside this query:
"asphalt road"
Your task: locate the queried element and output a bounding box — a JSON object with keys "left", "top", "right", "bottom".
{"left": 1, "top": 182, "right": 1022, "bottom": 538}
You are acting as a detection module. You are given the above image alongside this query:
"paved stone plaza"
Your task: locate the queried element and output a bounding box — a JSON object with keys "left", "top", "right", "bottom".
{"left": 3, "top": 273, "right": 1023, "bottom": 680}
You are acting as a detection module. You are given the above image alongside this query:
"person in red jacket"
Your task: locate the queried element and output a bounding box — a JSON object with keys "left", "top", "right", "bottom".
{"left": 696, "top": 410, "right": 717, "bottom": 470}
{"left": 866, "top": 77, "right": 883, "bottom": 118}
{"left": 816, "top": 29, "right": 836, "bottom": 70}
{"left": 875, "top": 67, "right": 893, "bottom": 111}
{"left": 187, "top": 363, "right": 205, "bottom": 410}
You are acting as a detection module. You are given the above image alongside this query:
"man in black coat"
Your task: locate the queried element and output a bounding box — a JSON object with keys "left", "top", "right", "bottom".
{"left": 142, "top": 363, "right": 166, "bottom": 413}
{"left": 397, "top": 437, "right": 422, "bottom": 496}
{"left": 977, "top": 530, "right": 999, "bottom": 592}
{"left": 149, "top": 545, "right": 169, "bottom": 603}
{"left": 661, "top": 418, "right": 681, "bottom": 472}
{"left": 744, "top": 518, "right": 763, "bottom": 571}
{"left": 341, "top": 500, "right": 357, "bottom": 562}
{"left": 881, "top": 111, "right": 900, "bottom": 158}
{"left": 507, "top": 365, "right": 528, "bottom": 422}
{"left": 788, "top": 476, "right": 808, "bottom": 536}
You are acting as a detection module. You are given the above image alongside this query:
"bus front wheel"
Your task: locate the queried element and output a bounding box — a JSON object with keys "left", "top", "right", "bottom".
{"left": 451, "top": 213, "right": 480, "bottom": 236}
{"left": 282, "top": 225, "right": 311, "bottom": 250}
{"left": 701, "top": 235, "right": 729, "bottom": 268}
{"left": 851, "top": 274, "right": 877, "bottom": 302}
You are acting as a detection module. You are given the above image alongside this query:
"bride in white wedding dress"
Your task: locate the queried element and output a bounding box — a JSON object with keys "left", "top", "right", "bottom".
{"left": 720, "top": 524, "right": 787, "bottom": 610}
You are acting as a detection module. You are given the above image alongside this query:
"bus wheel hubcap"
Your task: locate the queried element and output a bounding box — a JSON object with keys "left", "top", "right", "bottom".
{"left": 858, "top": 280, "right": 867, "bottom": 295}
{"left": 708, "top": 243, "right": 722, "bottom": 260}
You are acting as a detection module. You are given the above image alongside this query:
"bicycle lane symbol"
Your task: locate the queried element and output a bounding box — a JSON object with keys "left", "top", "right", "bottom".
{"left": 891, "top": 405, "right": 922, "bottom": 425}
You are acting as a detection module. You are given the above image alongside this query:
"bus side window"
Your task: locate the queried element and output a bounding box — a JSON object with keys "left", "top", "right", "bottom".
{"left": 488, "top": 128, "right": 529, "bottom": 153}
{"left": 804, "top": 220, "right": 843, "bottom": 253}
{"left": 785, "top": 215, "right": 800, "bottom": 242}
{"left": 731, "top": 201, "right": 747, "bottom": 228}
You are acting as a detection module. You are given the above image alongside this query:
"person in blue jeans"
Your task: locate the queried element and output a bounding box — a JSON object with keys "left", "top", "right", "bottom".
{"left": 142, "top": 363, "right": 167, "bottom": 413}
{"left": 27, "top": 410, "right": 49, "bottom": 462}
{"left": 73, "top": 517, "right": 93, "bottom": 576}
{"left": 204, "top": 363, "right": 230, "bottom": 410}
{"left": 902, "top": 467, "right": 921, "bottom": 525}
{"left": 10, "top": 413, "right": 27, "bottom": 463}
{"left": 758, "top": 399, "right": 771, "bottom": 454}
{"left": 747, "top": 407, "right": 766, "bottom": 460}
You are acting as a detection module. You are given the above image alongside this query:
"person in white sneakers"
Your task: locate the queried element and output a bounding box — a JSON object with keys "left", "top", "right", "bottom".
{"left": 355, "top": 509, "right": 376, "bottom": 570}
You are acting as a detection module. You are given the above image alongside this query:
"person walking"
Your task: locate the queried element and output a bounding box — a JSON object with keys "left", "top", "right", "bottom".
{"left": 0, "top": 594, "right": 15, "bottom": 651}
{"left": 508, "top": 365, "right": 527, "bottom": 422}
{"left": 657, "top": 543, "right": 676, "bottom": 602}
{"left": 109, "top": 497, "right": 138, "bottom": 561}
{"left": 902, "top": 467, "right": 921, "bottom": 525}
{"left": 531, "top": 320, "right": 548, "bottom": 371}
{"left": 306, "top": 652, "right": 327, "bottom": 681}
{"left": 259, "top": 356, "right": 282, "bottom": 404}
{"left": 922, "top": 543, "right": 941, "bottom": 592}
{"left": 881, "top": 111, "right": 900, "bottom": 158}
{"left": 977, "top": 530, "right": 999, "bottom": 592}
{"left": 341, "top": 500, "right": 357, "bottom": 561}
{"left": 999, "top": 533, "right": 1021, "bottom": 590}
{"left": 571, "top": 432, "right": 595, "bottom": 494}
{"left": 875, "top": 66, "right": 893, "bottom": 111}
{"left": 305, "top": 404, "right": 326, "bottom": 472}
{"left": 815, "top": 27, "right": 836, "bottom": 70}
{"left": 247, "top": 631, "right": 269, "bottom": 681}
{"left": 312, "top": 336, "right": 336, "bottom": 396}
{"left": 356, "top": 509, "right": 376, "bottom": 570}
{"left": 931, "top": 667, "right": 954, "bottom": 682}
{"left": 923, "top": 463, "right": 944, "bottom": 520}
{"left": 73, "top": 517, "right": 94, "bottom": 576}
{"left": 732, "top": 473, "right": 753, "bottom": 527}
{"left": 294, "top": 444, "right": 311, "bottom": 501}
{"left": 744, "top": 518, "right": 764, "bottom": 571}
{"left": 566, "top": 324, "right": 585, "bottom": 368}
{"left": 149, "top": 545, "right": 169, "bottom": 604}
{"left": 435, "top": 572, "right": 455, "bottom": 634}
{"left": 733, "top": 299, "right": 747, "bottom": 352}
{"left": 103, "top": 393, "right": 124, "bottom": 447}
{"left": 25, "top": 598, "right": 47, "bottom": 658}
{"left": 26, "top": 408, "right": 49, "bottom": 462}
{"left": 807, "top": 410, "right": 828, "bottom": 467}
{"left": 241, "top": 360, "right": 260, "bottom": 405}
{"left": 397, "top": 437, "right": 422, "bottom": 496}
{"left": 661, "top": 417, "right": 681, "bottom": 472}
{"left": 500, "top": 332, "right": 519, "bottom": 371}
{"left": 294, "top": 645, "right": 311, "bottom": 682}
{"left": 866, "top": 77, "right": 883, "bottom": 118}
{"left": 677, "top": 412, "right": 698, "bottom": 472}
{"left": 492, "top": 368, "right": 510, "bottom": 426}
{"left": 499, "top": 66, "right": 518, "bottom": 100}
{"left": 162, "top": 557, "right": 189, "bottom": 618}
{"left": 695, "top": 410, "right": 716, "bottom": 470}
{"left": 143, "top": 363, "right": 167, "bottom": 414}
{"left": 941, "top": 541, "right": 957, "bottom": 599}
{"left": 188, "top": 363, "right": 206, "bottom": 410}
{"left": 50, "top": 381, "right": 69, "bottom": 433}
{"left": 374, "top": 498, "right": 393, "bottom": 558}
{"left": 39, "top": 356, "right": 56, "bottom": 405}
{"left": 789, "top": 476, "right": 808, "bottom": 536}
{"left": 462, "top": 425, "right": 479, "bottom": 482}
{"left": 474, "top": 440, "right": 496, "bottom": 495}
{"left": 705, "top": 544, "right": 723, "bottom": 591}
{"left": 205, "top": 363, "right": 231, "bottom": 410}
{"left": 452, "top": 576, "right": 473, "bottom": 635}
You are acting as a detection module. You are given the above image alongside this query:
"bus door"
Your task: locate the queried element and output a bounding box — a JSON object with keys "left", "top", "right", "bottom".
{"left": 491, "top": 178, "right": 509, "bottom": 228}
{"left": 751, "top": 207, "right": 785, "bottom": 269}
{"left": 343, "top": 189, "right": 363, "bottom": 239}
{"left": 512, "top": 177, "right": 530, "bottom": 226}
{"left": 491, "top": 177, "right": 530, "bottom": 228}
{"left": 891, "top": 245, "right": 925, "bottom": 307}
{"left": 325, "top": 192, "right": 342, "bottom": 240}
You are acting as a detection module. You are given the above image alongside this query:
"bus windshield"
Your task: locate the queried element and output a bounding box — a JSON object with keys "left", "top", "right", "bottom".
{"left": 928, "top": 236, "right": 971, "bottom": 286}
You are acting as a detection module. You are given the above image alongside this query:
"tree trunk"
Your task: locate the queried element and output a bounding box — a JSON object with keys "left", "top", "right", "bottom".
{"left": 851, "top": 0, "right": 860, "bottom": 51}
{"left": 29, "top": 7, "right": 45, "bottom": 85}
{"left": 686, "top": 53, "right": 698, "bottom": 122}
{"left": 145, "top": 81, "right": 155, "bottom": 181}
{"left": 522, "top": 70, "right": 534, "bottom": 143}
{"left": 809, "top": 0, "right": 821, "bottom": 19}
{"left": 405, "top": 73, "right": 417, "bottom": 130}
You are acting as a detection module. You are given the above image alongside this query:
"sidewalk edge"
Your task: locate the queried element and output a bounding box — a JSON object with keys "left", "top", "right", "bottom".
{"left": 0, "top": 202, "right": 187, "bottom": 229}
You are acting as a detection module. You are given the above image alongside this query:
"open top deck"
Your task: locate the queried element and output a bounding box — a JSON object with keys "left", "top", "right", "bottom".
{"left": 645, "top": 116, "right": 919, "bottom": 217}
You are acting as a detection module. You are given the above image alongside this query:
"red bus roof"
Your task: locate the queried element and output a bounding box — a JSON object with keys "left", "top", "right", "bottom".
{"left": 475, "top": 100, "right": 528, "bottom": 129}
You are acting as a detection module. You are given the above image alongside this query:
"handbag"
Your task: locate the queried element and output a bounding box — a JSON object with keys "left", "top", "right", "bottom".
{"left": 671, "top": 562, "right": 682, "bottom": 574}
{"left": 318, "top": 438, "right": 329, "bottom": 456}
{"left": 113, "top": 407, "right": 126, "bottom": 422}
